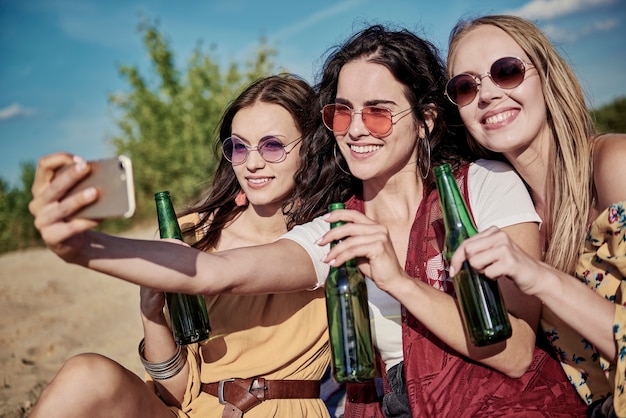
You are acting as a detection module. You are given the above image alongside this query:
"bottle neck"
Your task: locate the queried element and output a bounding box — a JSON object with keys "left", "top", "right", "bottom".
{"left": 434, "top": 165, "right": 477, "bottom": 256}
{"left": 155, "top": 194, "right": 183, "bottom": 241}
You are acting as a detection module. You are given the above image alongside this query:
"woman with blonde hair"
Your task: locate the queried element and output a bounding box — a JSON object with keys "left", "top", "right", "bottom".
{"left": 446, "top": 14, "right": 626, "bottom": 416}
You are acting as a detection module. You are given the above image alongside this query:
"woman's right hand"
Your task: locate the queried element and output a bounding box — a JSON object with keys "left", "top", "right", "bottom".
{"left": 28, "top": 152, "right": 101, "bottom": 262}
{"left": 448, "top": 225, "right": 546, "bottom": 296}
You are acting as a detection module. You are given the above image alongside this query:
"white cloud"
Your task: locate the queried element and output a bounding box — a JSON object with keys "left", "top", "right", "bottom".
{"left": 504, "top": 0, "right": 614, "bottom": 20}
{"left": 0, "top": 104, "right": 36, "bottom": 121}
{"left": 543, "top": 18, "right": 619, "bottom": 42}
{"left": 270, "top": 0, "right": 362, "bottom": 40}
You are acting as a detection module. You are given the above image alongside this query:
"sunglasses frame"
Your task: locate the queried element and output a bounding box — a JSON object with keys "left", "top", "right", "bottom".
{"left": 445, "top": 56, "right": 533, "bottom": 107}
{"left": 222, "top": 135, "right": 302, "bottom": 165}
{"left": 321, "top": 103, "right": 413, "bottom": 138}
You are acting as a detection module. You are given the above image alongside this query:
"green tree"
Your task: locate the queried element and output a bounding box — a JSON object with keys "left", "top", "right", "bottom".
{"left": 0, "top": 19, "right": 279, "bottom": 254}
{"left": 591, "top": 96, "right": 626, "bottom": 133}
{"left": 0, "top": 162, "right": 42, "bottom": 253}
{"left": 109, "top": 20, "right": 278, "bottom": 219}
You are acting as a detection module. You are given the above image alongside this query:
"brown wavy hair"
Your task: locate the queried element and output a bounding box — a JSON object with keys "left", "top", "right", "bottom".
{"left": 179, "top": 73, "right": 320, "bottom": 251}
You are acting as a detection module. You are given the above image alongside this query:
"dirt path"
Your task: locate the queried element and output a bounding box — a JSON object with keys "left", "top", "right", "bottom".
{"left": 0, "top": 227, "right": 155, "bottom": 417}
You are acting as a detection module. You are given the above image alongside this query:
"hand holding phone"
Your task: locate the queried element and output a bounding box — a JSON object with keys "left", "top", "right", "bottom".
{"left": 64, "top": 156, "right": 136, "bottom": 219}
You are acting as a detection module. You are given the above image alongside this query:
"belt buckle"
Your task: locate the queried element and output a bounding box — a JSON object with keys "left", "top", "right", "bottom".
{"left": 218, "top": 378, "right": 235, "bottom": 405}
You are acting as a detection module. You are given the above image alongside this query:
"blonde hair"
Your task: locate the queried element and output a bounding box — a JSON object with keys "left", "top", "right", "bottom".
{"left": 447, "top": 15, "right": 597, "bottom": 274}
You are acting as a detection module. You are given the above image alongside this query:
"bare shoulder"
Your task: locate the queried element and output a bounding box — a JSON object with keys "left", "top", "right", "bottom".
{"left": 593, "top": 134, "right": 626, "bottom": 208}
{"left": 593, "top": 133, "right": 626, "bottom": 157}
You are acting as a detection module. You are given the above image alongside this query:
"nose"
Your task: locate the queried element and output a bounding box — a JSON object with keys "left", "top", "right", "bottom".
{"left": 245, "top": 147, "right": 265, "bottom": 170}
{"left": 476, "top": 74, "right": 503, "bottom": 105}
{"left": 348, "top": 110, "right": 369, "bottom": 137}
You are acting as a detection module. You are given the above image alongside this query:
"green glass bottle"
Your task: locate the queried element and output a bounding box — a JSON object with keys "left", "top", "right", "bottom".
{"left": 433, "top": 164, "right": 512, "bottom": 347}
{"left": 325, "top": 202, "right": 375, "bottom": 383}
{"left": 154, "top": 191, "right": 210, "bottom": 345}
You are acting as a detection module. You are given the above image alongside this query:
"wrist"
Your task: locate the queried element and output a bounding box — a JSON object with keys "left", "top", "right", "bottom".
{"left": 138, "top": 338, "right": 187, "bottom": 380}
{"left": 141, "top": 309, "right": 168, "bottom": 324}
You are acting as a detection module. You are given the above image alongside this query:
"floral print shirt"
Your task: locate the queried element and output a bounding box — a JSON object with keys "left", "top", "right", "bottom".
{"left": 542, "top": 201, "right": 626, "bottom": 415}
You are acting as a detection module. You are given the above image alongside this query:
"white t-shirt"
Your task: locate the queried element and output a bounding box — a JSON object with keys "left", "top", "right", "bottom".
{"left": 280, "top": 159, "right": 540, "bottom": 371}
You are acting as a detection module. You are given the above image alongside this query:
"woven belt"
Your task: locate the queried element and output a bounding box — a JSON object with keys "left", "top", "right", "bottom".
{"left": 201, "top": 378, "right": 320, "bottom": 418}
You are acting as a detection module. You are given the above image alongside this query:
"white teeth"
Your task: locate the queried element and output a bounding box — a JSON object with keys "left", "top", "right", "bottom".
{"left": 248, "top": 178, "right": 271, "bottom": 184}
{"left": 484, "top": 111, "right": 514, "bottom": 125}
{"left": 350, "top": 144, "right": 381, "bottom": 153}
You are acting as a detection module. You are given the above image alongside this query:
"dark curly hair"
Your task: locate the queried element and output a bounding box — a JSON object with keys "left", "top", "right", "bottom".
{"left": 289, "top": 25, "right": 472, "bottom": 221}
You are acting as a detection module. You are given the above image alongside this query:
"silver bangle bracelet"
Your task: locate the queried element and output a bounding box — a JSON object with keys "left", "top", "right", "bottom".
{"left": 138, "top": 338, "right": 187, "bottom": 380}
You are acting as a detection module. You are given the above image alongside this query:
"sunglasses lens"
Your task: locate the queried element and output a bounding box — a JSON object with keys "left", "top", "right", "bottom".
{"left": 491, "top": 57, "right": 525, "bottom": 88}
{"left": 258, "top": 138, "right": 286, "bottom": 162}
{"left": 362, "top": 107, "right": 393, "bottom": 136}
{"left": 322, "top": 104, "right": 351, "bottom": 134}
{"left": 222, "top": 137, "right": 247, "bottom": 165}
{"left": 447, "top": 75, "right": 478, "bottom": 107}
{"left": 321, "top": 104, "right": 393, "bottom": 136}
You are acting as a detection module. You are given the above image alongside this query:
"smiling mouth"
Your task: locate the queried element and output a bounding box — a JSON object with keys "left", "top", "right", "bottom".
{"left": 247, "top": 178, "right": 272, "bottom": 184}
{"left": 483, "top": 110, "right": 515, "bottom": 125}
{"left": 350, "top": 144, "right": 382, "bottom": 154}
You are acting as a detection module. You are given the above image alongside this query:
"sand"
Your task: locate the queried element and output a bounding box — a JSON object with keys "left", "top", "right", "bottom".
{"left": 0, "top": 226, "right": 345, "bottom": 418}
{"left": 0, "top": 227, "right": 156, "bottom": 418}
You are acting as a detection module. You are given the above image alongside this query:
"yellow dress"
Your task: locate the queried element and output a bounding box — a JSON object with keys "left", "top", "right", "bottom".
{"left": 541, "top": 201, "right": 626, "bottom": 415}
{"left": 147, "top": 214, "right": 331, "bottom": 417}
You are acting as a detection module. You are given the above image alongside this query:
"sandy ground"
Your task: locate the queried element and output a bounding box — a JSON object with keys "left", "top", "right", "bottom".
{"left": 0, "top": 226, "right": 156, "bottom": 418}
{"left": 0, "top": 225, "right": 346, "bottom": 418}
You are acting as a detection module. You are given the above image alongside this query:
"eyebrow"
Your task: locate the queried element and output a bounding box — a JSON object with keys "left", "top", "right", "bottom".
{"left": 229, "top": 134, "right": 287, "bottom": 144}
{"left": 334, "top": 98, "right": 400, "bottom": 107}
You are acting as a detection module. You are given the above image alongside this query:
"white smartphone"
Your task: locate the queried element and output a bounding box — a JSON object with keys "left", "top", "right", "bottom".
{"left": 64, "top": 155, "right": 136, "bottom": 219}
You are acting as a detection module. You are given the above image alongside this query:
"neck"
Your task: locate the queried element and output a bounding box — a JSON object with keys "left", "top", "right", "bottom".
{"left": 502, "top": 133, "right": 552, "bottom": 219}
{"left": 361, "top": 170, "right": 423, "bottom": 225}
{"left": 239, "top": 204, "right": 289, "bottom": 240}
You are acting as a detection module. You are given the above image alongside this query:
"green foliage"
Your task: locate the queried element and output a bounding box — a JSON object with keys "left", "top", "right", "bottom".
{"left": 0, "top": 162, "right": 42, "bottom": 253}
{"left": 0, "top": 18, "right": 278, "bottom": 254}
{"left": 109, "top": 19, "right": 277, "bottom": 218}
{"left": 591, "top": 96, "right": 626, "bottom": 133}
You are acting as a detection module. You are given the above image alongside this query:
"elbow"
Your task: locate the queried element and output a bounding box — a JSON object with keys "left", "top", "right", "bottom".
{"left": 501, "top": 342, "right": 535, "bottom": 379}
{"left": 503, "top": 356, "right": 533, "bottom": 379}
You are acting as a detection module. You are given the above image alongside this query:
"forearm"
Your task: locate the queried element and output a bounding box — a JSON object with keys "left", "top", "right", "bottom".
{"left": 533, "top": 265, "right": 617, "bottom": 360}
{"left": 73, "top": 231, "right": 319, "bottom": 295}
{"left": 389, "top": 275, "right": 536, "bottom": 378}
{"left": 141, "top": 313, "right": 188, "bottom": 405}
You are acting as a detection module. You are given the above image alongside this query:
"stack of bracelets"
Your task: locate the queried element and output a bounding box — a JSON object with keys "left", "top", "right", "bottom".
{"left": 138, "top": 338, "right": 187, "bottom": 380}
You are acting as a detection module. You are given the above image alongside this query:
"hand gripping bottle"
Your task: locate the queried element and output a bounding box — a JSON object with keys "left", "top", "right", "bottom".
{"left": 325, "top": 202, "right": 375, "bottom": 382}
{"left": 154, "top": 191, "right": 210, "bottom": 345}
{"left": 434, "top": 164, "right": 512, "bottom": 346}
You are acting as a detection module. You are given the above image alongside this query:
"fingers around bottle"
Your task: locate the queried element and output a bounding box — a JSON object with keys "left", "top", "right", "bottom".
{"left": 323, "top": 231, "right": 374, "bottom": 266}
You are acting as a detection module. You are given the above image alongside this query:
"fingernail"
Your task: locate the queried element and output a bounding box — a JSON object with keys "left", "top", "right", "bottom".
{"left": 83, "top": 187, "right": 97, "bottom": 199}
{"left": 74, "top": 157, "right": 87, "bottom": 173}
{"left": 322, "top": 213, "right": 330, "bottom": 220}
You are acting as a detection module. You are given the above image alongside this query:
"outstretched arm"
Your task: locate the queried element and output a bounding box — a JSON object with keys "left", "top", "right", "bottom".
{"left": 29, "top": 153, "right": 319, "bottom": 295}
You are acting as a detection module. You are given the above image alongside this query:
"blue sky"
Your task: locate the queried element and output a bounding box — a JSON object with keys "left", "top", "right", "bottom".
{"left": 1, "top": 0, "right": 624, "bottom": 187}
